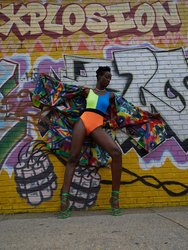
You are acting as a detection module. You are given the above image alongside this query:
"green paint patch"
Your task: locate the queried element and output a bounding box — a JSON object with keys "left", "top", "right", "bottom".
{"left": 0, "top": 119, "right": 26, "bottom": 168}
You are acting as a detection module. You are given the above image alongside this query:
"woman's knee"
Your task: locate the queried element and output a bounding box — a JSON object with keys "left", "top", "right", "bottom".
{"left": 110, "top": 146, "right": 122, "bottom": 159}
{"left": 68, "top": 153, "right": 80, "bottom": 165}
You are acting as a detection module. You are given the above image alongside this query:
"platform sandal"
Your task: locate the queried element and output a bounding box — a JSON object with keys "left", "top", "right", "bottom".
{"left": 110, "top": 190, "right": 122, "bottom": 216}
{"left": 58, "top": 192, "right": 72, "bottom": 219}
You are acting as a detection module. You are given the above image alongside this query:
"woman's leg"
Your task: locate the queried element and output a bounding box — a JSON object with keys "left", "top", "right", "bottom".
{"left": 61, "top": 119, "right": 86, "bottom": 212}
{"left": 91, "top": 127, "right": 122, "bottom": 212}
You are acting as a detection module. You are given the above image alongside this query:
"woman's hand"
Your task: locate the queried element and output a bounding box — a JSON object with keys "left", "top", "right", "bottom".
{"left": 148, "top": 112, "right": 161, "bottom": 119}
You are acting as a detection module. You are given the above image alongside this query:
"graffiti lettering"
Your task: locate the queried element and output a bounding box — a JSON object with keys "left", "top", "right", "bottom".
{"left": 61, "top": 47, "right": 188, "bottom": 148}
{"left": 0, "top": 1, "right": 181, "bottom": 40}
{"left": 27, "top": 3, "right": 46, "bottom": 35}
{"left": 0, "top": 4, "right": 30, "bottom": 37}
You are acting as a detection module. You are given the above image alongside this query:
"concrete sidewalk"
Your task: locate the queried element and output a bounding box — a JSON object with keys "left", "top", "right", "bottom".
{"left": 0, "top": 206, "right": 188, "bottom": 250}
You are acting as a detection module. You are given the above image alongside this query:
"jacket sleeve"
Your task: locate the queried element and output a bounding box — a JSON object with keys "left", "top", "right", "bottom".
{"left": 104, "top": 94, "right": 150, "bottom": 129}
{"left": 104, "top": 94, "right": 167, "bottom": 152}
{"left": 31, "top": 74, "right": 87, "bottom": 108}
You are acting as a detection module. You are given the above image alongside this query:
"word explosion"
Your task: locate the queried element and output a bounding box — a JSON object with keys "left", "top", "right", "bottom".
{"left": 0, "top": 1, "right": 181, "bottom": 40}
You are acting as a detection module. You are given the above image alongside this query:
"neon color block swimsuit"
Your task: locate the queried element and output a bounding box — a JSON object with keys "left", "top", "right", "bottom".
{"left": 80, "top": 89, "right": 110, "bottom": 135}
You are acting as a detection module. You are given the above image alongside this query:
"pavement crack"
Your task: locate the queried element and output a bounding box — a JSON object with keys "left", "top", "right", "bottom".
{"left": 156, "top": 213, "right": 188, "bottom": 231}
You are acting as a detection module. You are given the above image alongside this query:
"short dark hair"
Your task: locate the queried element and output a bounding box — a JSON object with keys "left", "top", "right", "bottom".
{"left": 96, "top": 66, "right": 111, "bottom": 80}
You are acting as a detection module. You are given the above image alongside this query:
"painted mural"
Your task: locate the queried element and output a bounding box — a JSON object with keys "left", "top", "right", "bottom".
{"left": 0, "top": 0, "right": 188, "bottom": 213}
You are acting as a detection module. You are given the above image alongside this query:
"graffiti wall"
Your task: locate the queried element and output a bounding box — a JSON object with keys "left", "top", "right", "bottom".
{"left": 0, "top": 0, "right": 188, "bottom": 213}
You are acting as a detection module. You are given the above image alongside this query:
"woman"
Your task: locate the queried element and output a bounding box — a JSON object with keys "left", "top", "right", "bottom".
{"left": 31, "top": 66, "right": 166, "bottom": 219}
{"left": 61, "top": 66, "right": 122, "bottom": 218}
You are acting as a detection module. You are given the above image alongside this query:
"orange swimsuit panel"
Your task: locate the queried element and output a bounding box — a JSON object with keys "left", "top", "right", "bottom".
{"left": 80, "top": 111, "right": 104, "bottom": 136}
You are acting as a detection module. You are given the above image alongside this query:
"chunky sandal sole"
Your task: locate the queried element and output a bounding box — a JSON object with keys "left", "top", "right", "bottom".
{"left": 58, "top": 209, "right": 72, "bottom": 219}
{"left": 111, "top": 208, "right": 122, "bottom": 216}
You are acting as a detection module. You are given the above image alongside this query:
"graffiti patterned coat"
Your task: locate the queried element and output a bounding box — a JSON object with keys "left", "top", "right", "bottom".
{"left": 31, "top": 74, "right": 167, "bottom": 167}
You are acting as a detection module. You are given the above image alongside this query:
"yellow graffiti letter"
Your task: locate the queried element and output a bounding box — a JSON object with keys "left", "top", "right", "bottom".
{"left": 0, "top": 4, "right": 29, "bottom": 36}
{"left": 134, "top": 3, "right": 155, "bottom": 33}
{"left": 85, "top": 4, "right": 108, "bottom": 33}
{"left": 44, "top": 4, "right": 63, "bottom": 34}
{"left": 62, "top": 4, "right": 85, "bottom": 32}
{"left": 153, "top": 1, "right": 181, "bottom": 31}
{"left": 27, "top": 3, "right": 46, "bottom": 35}
{"left": 106, "top": 3, "right": 136, "bottom": 32}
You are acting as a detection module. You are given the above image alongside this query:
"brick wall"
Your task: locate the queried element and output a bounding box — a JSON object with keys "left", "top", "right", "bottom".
{"left": 0, "top": 0, "right": 188, "bottom": 213}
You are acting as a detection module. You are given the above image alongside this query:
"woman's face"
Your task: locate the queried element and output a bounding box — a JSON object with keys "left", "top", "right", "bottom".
{"left": 98, "top": 71, "right": 112, "bottom": 88}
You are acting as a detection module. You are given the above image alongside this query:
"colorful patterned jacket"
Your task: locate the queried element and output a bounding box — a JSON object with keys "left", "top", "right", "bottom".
{"left": 31, "top": 74, "right": 167, "bottom": 167}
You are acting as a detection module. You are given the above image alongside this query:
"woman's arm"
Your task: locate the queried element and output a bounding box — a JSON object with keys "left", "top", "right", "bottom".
{"left": 103, "top": 92, "right": 119, "bottom": 129}
{"left": 109, "top": 92, "right": 117, "bottom": 116}
{"left": 82, "top": 88, "right": 90, "bottom": 98}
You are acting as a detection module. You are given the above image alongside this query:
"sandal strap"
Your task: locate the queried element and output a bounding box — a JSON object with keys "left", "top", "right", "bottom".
{"left": 61, "top": 192, "right": 69, "bottom": 197}
{"left": 59, "top": 192, "right": 72, "bottom": 219}
{"left": 58, "top": 208, "right": 72, "bottom": 219}
{"left": 111, "top": 191, "right": 120, "bottom": 205}
{"left": 111, "top": 191, "right": 120, "bottom": 201}
{"left": 61, "top": 192, "right": 70, "bottom": 205}
{"left": 111, "top": 207, "right": 122, "bottom": 216}
{"left": 111, "top": 190, "right": 120, "bottom": 195}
